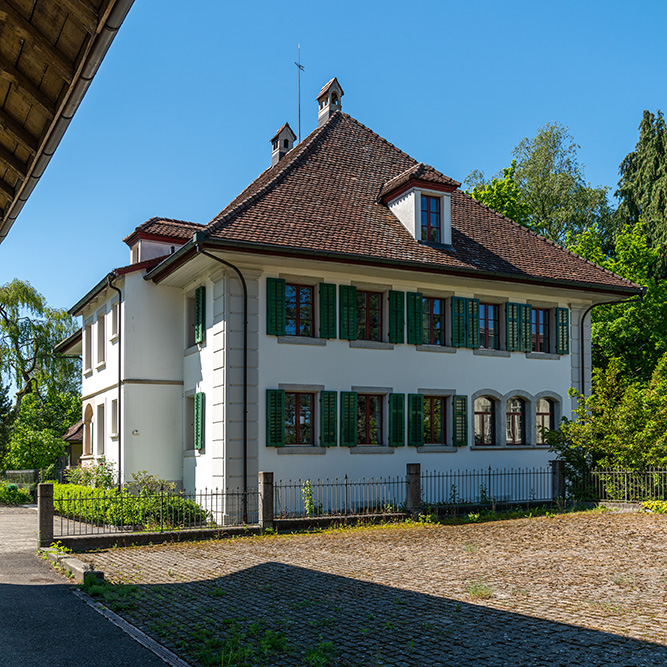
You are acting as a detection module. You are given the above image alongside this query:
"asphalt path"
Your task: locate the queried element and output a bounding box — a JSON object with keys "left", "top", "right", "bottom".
{"left": 0, "top": 505, "right": 169, "bottom": 666}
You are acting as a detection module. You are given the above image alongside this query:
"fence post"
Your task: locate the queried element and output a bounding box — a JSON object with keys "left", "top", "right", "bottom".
{"left": 550, "top": 460, "right": 566, "bottom": 501}
{"left": 406, "top": 463, "right": 421, "bottom": 516}
{"left": 258, "top": 471, "right": 274, "bottom": 530}
{"left": 37, "top": 483, "right": 54, "bottom": 549}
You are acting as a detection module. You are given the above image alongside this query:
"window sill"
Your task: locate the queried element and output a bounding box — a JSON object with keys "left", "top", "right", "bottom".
{"left": 470, "top": 444, "right": 550, "bottom": 450}
{"left": 83, "top": 368, "right": 93, "bottom": 378}
{"left": 525, "top": 352, "right": 560, "bottom": 360}
{"left": 418, "top": 240, "right": 453, "bottom": 250}
{"left": 110, "top": 434, "right": 118, "bottom": 440}
{"left": 276, "top": 446, "right": 327, "bottom": 455}
{"left": 416, "top": 445, "right": 458, "bottom": 453}
{"left": 110, "top": 334, "right": 119, "bottom": 343}
{"left": 277, "top": 336, "right": 326, "bottom": 346}
{"left": 473, "top": 348, "right": 510, "bottom": 358}
{"left": 416, "top": 345, "right": 456, "bottom": 354}
{"left": 184, "top": 449, "right": 202, "bottom": 457}
{"left": 184, "top": 344, "right": 200, "bottom": 357}
{"left": 349, "top": 446, "right": 395, "bottom": 454}
{"left": 95, "top": 361, "right": 106, "bottom": 371}
{"left": 349, "top": 340, "right": 394, "bottom": 350}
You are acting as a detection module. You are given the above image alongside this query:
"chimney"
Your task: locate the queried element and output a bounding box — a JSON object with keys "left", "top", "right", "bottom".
{"left": 316, "top": 78, "right": 344, "bottom": 127}
{"left": 270, "top": 122, "right": 296, "bottom": 166}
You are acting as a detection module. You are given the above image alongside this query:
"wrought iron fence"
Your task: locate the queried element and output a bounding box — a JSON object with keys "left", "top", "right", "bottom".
{"left": 421, "top": 466, "right": 554, "bottom": 507}
{"left": 574, "top": 468, "right": 667, "bottom": 502}
{"left": 274, "top": 475, "right": 406, "bottom": 518}
{"left": 53, "top": 486, "right": 259, "bottom": 537}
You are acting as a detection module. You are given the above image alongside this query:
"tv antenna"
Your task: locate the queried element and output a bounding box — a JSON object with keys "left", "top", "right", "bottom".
{"left": 294, "top": 44, "right": 304, "bottom": 143}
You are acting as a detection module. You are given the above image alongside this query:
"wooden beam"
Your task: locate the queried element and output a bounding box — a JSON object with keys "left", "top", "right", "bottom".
{"left": 0, "top": 143, "right": 28, "bottom": 179}
{"left": 0, "top": 109, "right": 39, "bottom": 155}
{"left": 0, "top": 2, "right": 74, "bottom": 83}
{"left": 56, "top": 0, "right": 100, "bottom": 35}
{"left": 0, "top": 177, "right": 15, "bottom": 201}
{"left": 0, "top": 53, "right": 56, "bottom": 120}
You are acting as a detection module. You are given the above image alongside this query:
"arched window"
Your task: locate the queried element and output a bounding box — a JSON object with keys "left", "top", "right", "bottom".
{"left": 536, "top": 398, "right": 555, "bottom": 444}
{"left": 474, "top": 397, "right": 495, "bottom": 445}
{"left": 332, "top": 92, "right": 338, "bottom": 105}
{"left": 506, "top": 397, "right": 526, "bottom": 445}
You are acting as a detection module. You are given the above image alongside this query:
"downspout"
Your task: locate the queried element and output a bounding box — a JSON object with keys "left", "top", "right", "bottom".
{"left": 107, "top": 273, "right": 123, "bottom": 491}
{"left": 192, "top": 233, "right": 249, "bottom": 523}
{"left": 579, "top": 287, "right": 646, "bottom": 394}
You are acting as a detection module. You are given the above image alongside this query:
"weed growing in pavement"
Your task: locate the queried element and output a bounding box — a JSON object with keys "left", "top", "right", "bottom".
{"left": 463, "top": 543, "right": 480, "bottom": 554}
{"left": 304, "top": 640, "right": 336, "bottom": 667}
{"left": 81, "top": 577, "right": 140, "bottom": 612}
{"left": 466, "top": 581, "right": 493, "bottom": 600}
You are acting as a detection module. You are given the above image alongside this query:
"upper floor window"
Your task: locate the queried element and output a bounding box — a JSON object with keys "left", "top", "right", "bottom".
{"left": 422, "top": 297, "right": 446, "bottom": 345}
{"left": 474, "top": 396, "right": 496, "bottom": 445}
{"left": 357, "top": 291, "right": 382, "bottom": 342}
{"left": 532, "top": 308, "right": 550, "bottom": 352}
{"left": 536, "top": 398, "right": 554, "bottom": 444}
{"left": 285, "top": 284, "right": 314, "bottom": 337}
{"left": 285, "top": 392, "right": 315, "bottom": 445}
{"left": 358, "top": 394, "right": 383, "bottom": 445}
{"left": 83, "top": 323, "right": 92, "bottom": 372}
{"left": 421, "top": 195, "right": 441, "bottom": 243}
{"left": 479, "top": 303, "right": 499, "bottom": 350}
{"left": 96, "top": 314, "right": 105, "bottom": 365}
{"left": 424, "top": 396, "right": 446, "bottom": 445}
{"left": 506, "top": 397, "right": 526, "bottom": 445}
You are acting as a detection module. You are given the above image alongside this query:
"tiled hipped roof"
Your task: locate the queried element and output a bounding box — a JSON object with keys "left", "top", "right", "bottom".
{"left": 123, "top": 217, "right": 204, "bottom": 245}
{"left": 202, "top": 112, "right": 636, "bottom": 292}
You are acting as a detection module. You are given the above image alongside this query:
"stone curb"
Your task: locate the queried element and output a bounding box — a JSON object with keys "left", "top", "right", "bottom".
{"left": 40, "top": 547, "right": 104, "bottom": 584}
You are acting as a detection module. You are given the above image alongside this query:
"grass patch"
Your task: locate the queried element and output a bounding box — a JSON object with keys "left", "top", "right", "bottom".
{"left": 466, "top": 581, "right": 493, "bottom": 600}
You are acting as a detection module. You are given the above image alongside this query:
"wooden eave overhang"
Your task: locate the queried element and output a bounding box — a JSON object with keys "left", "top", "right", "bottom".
{"left": 0, "top": 0, "right": 136, "bottom": 244}
{"left": 379, "top": 177, "right": 458, "bottom": 205}
{"left": 144, "top": 235, "right": 643, "bottom": 299}
{"left": 53, "top": 326, "right": 82, "bottom": 355}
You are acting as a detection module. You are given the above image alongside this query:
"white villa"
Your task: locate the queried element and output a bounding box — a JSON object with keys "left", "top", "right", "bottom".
{"left": 57, "top": 78, "right": 640, "bottom": 493}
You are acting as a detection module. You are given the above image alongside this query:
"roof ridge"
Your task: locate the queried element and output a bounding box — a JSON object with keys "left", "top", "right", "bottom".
{"left": 142, "top": 216, "right": 202, "bottom": 227}
{"left": 206, "top": 113, "right": 343, "bottom": 233}
{"left": 458, "top": 191, "right": 637, "bottom": 288}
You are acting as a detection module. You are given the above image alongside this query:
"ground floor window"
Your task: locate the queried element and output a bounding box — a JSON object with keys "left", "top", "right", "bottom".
{"left": 358, "top": 394, "right": 383, "bottom": 445}
{"left": 474, "top": 396, "right": 495, "bottom": 445}
{"left": 536, "top": 398, "right": 554, "bottom": 444}
{"left": 285, "top": 392, "right": 315, "bottom": 445}
{"left": 424, "top": 396, "right": 446, "bottom": 444}
{"left": 506, "top": 397, "right": 526, "bottom": 445}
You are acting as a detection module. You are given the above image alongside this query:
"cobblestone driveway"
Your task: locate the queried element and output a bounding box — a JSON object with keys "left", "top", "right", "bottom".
{"left": 85, "top": 511, "right": 667, "bottom": 666}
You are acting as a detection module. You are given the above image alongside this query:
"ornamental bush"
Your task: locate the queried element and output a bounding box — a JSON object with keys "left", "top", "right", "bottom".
{"left": 52, "top": 483, "right": 211, "bottom": 530}
{"left": 0, "top": 481, "right": 33, "bottom": 505}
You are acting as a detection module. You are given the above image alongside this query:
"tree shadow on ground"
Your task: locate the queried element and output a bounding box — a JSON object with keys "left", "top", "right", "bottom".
{"left": 91, "top": 561, "right": 667, "bottom": 667}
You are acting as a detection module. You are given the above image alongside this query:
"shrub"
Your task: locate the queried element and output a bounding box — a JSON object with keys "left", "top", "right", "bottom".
{"left": 52, "top": 483, "right": 210, "bottom": 530}
{"left": 641, "top": 500, "right": 667, "bottom": 514}
{"left": 0, "top": 481, "right": 33, "bottom": 505}
{"left": 65, "top": 457, "right": 117, "bottom": 489}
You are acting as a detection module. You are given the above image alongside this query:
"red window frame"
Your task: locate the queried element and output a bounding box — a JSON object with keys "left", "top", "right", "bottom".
{"left": 285, "top": 283, "right": 314, "bottom": 337}
{"left": 532, "top": 308, "right": 550, "bottom": 352}
{"left": 424, "top": 396, "right": 446, "bottom": 444}
{"left": 536, "top": 398, "right": 554, "bottom": 445}
{"left": 505, "top": 397, "right": 526, "bottom": 445}
{"left": 422, "top": 296, "right": 446, "bottom": 345}
{"left": 357, "top": 291, "right": 383, "bottom": 341}
{"left": 479, "top": 303, "right": 499, "bottom": 350}
{"left": 474, "top": 397, "right": 495, "bottom": 445}
{"left": 357, "top": 394, "right": 383, "bottom": 445}
{"left": 285, "top": 392, "right": 315, "bottom": 445}
{"left": 421, "top": 195, "right": 441, "bottom": 243}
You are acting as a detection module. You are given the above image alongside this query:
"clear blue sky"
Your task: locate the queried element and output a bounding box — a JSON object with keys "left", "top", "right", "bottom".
{"left": 2, "top": 0, "right": 665, "bottom": 311}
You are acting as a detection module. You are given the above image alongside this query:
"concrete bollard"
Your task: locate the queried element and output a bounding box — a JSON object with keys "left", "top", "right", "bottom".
{"left": 258, "top": 471, "right": 274, "bottom": 531}
{"left": 37, "top": 483, "right": 54, "bottom": 548}
{"left": 406, "top": 463, "right": 421, "bottom": 516}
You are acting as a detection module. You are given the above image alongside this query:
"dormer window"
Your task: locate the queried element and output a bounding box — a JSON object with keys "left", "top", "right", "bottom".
{"left": 421, "top": 195, "right": 441, "bottom": 243}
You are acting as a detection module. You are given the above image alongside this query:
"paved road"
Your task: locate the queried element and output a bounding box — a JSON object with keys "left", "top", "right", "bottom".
{"left": 0, "top": 505, "right": 169, "bottom": 667}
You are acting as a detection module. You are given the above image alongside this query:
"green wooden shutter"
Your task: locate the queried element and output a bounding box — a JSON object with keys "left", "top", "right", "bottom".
{"left": 266, "top": 278, "right": 286, "bottom": 336}
{"left": 506, "top": 302, "right": 520, "bottom": 351}
{"left": 194, "top": 286, "right": 206, "bottom": 344}
{"left": 467, "top": 298, "right": 480, "bottom": 348}
{"left": 319, "top": 283, "right": 337, "bottom": 339}
{"left": 266, "top": 389, "right": 285, "bottom": 447}
{"left": 556, "top": 307, "right": 570, "bottom": 355}
{"left": 452, "top": 395, "right": 468, "bottom": 447}
{"left": 340, "top": 391, "right": 357, "bottom": 447}
{"left": 406, "top": 292, "right": 424, "bottom": 345}
{"left": 519, "top": 304, "right": 533, "bottom": 352}
{"left": 320, "top": 391, "right": 337, "bottom": 447}
{"left": 408, "top": 393, "right": 424, "bottom": 447}
{"left": 339, "top": 285, "right": 358, "bottom": 341}
{"left": 388, "top": 393, "right": 405, "bottom": 447}
{"left": 451, "top": 297, "right": 467, "bottom": 347}
{"left": 194, "top": 392, "right": 205, "bottom": 450}
{"left": 388, "top": 290, "right": 405, "bottom": 344}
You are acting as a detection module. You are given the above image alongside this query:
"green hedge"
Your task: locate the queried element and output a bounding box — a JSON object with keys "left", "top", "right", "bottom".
{"left": 0, "top": 482, "right": 33, "bottom": 505}
{"left": 52, "top": 483, "right": 211, "bottom": 530}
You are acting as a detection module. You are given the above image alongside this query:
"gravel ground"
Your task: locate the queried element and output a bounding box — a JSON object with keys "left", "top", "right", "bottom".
{"left": 83, "top": 511, "right": 667, "bottom": 666}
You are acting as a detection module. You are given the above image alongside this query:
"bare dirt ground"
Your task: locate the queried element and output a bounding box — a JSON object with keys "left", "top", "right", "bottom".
{"left": 83, "top": 510, "right": 667, "bottom": 666}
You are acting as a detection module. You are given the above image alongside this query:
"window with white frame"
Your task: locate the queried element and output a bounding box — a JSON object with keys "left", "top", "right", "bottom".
{"left": 83, "top": 324, "right": 92, "bottom": 372}
{"left": 110, "top": 399, "right": 118, "bottom": 437}
{"left": 111, "top": 303, "right": 119, "bottom": 338}
{"left": 96, "top": 404, "right": 105, "bottom": 455}
{"left": 96, "top": 313, "right": 105, "bottom": 365}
